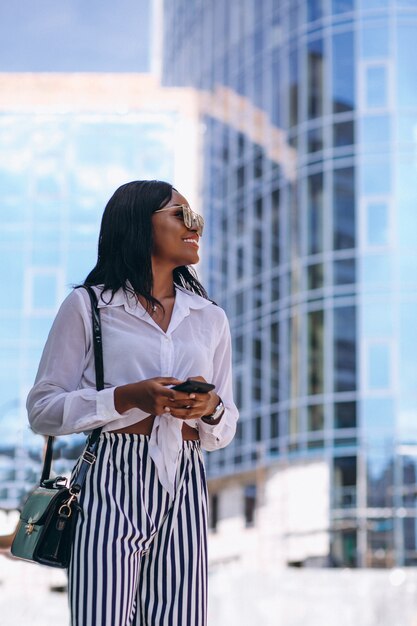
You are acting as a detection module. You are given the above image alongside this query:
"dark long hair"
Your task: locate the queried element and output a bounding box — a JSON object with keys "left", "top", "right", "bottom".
{"left": 84, "top": 180, "right": 209, "bottom": 312}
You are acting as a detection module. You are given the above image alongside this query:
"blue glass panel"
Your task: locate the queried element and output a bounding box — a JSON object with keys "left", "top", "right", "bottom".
{"left": 361, "top": 25, "right": 389, "bottom": 58}
{"left": 366, "top": 66, "right": 388, "bottom": 108}
{"left": 332, "top": 32, "right": 355, "bottom": 112}
{"left": 358, "top": 0, "right": 388, "bottom": 7}
{"left": 332, "top": 0, "right": 354, "bottom": 13}
{"left": 363, "top": 299, "right": 393, "bottom": 336}
{"left": 333, "top": 167, "right": 355, "bottom": 250}
{"left": 368, "top": 343, "right": 390, "bottom": 389}
{"left": 399, "top": 302, "right": 417, "bottom": 393}
{"left": 308, "top": 39, "right": 324, "bottom": 119}
{"left": 397, "top": 24, "right": 417, "bottom": 108}
{"left": 398, "top": 114, "right": 417, "bottom": 143}
{"left": 334, "top": 258, "right": 356, "bottom": 285}
{"left": 360, "top": 115, "right": 390, "bottom": 145}
{"left": 307, "top": 173, "right": 323, "bottom": 254}
{"left": 399, "top": 254, "right": 417, "bottom": 286}
{"left": 361, "top": 158, "right": 391, "bottom": 194}
{"left": 361, "top": 253, "right": 392, "bottom": 285}
{"left": 333, "top": 121, "right": 354, "bottom": 147}
{"left": 32, "top": 274, "right": 58, "bottom": 310}
{"left": 334, "top": 306, "right": 356, "bottom": 392}
{"left": 307, "top": 0, "right": 324, "bottom": 21}
{"left": 362, "top": 397, "right": 394, "bottom": 432}
{"left": 366, "top": 201, "right": 388, "bottom": 245}
{"left": 0, "top": 257, "right": 24, "bottom": 309}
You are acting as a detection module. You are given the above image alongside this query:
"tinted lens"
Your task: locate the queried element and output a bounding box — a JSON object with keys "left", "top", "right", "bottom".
{"left": 183, "top": 205, "right": 204, "bottom": 236}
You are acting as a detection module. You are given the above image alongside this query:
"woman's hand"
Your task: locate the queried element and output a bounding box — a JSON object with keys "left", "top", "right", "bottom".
{"left": 114, "top": 376, "right": 219, "bottom": 420}
{"left": 165, "top": 376, "right": 219, "bottom": 421}
{"left": 114, "top": 377, "right": 182, "bottom": 416}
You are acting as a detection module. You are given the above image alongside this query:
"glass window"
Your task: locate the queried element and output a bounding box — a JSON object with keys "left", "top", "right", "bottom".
{"left": 334, "top": 401, "right": 356, "bottom": 429}
{"left": 367, "top": 342, "right": 391, "bottom": 389}
{"left": 332, "top": 0, "right": 354, "bottom": 12}
{"left": 365, "top": 65, "right": 388, "bottom": 108}
{"left": 362, "top": 397, "right": 394, "bottom": 433}
{"left": 270, "top": 322, "right": 279, "bottom": 403}
{"left": 334, "top": 306, "right": 356, "bottom": 392}
{"left": 359, "top": 0, "right": 388, "bottom": 7}
{"left": 307, "top": 263, "right": 323, "bottom": 290}
{"left": 332, "top": 530, "right": 357, "bottom": 567}
{"left": 244, "top": 484, "right": 257, "bottom": 527}
{"left": 308, "top": 310, "right": 324, "bottom": 395}
{"left": 237, "top": 246, "right": 244, "bottom": 278}
{"left": 308, "top": 39, "right": 324, "bottom": 119}
{"left": 253, "top": 145, "right": 263, "bottom": 179}
{"left": 308, "top": 127, "right": 323, "bottom": 153}
{"left": 397, "top": 24, "right": 417, "bottom": 108}
{"left": 307, "top": 172, "right": 323, "bottom": 254}
{"left": 367, "top": 445, "right": 393, "bottom": 507}
{"left": 270, "top": 412, "right": 279, "bottom": 438}
{"left": 209, "top": 493, "right": 219, "bottom": 532}
{"left": 289, "top": 48, "right": 299, "bottom": 127}
{"left": 365, "top": 200, "right": 389, "bottom": 246}
{"left": 398, "top": 114, "right": 417, "bottom": 144}
{"left": 271, "top": 188, "right": 280, "bottom": 263}
{"left": 334, "top": 258, "right": 356, "bottom": 285}
{"left": 308, "top": 404, "right": 324, "bottom": 431}
{"left": 360, "top": 115, "right": 390, "bottom": 145}
{"left": 253, "top": 415, "right": 262, "bottom": 442}
{"left": 333, "top": 456, "right": 357, "bottom": 508}
{"left": 361, "top": 24, "right": 389, "bottom": 58}
{"left": 253, "top": 228, "right": 263, "bottom": 274}
{"left": 362, "top": 299, "right": 393, "bottom": 337}
{"left": 235, "top": 291, "right": 245, "bottom": 316}
{"left": 307, "top": 0, "right": 323, "bottom": 21}
{"left": 361, "top": 253, "right": 392, "bottom": 286}
{"left": 399, "top": 303, "right": 417, "bottom": 393}
{"left": 361, "top": 158, "right": 391, "bottom": 195}
{"left": 333, "top": 121, "right": 354, "bottom": 147}
{"left": 31, "top": 271, "right": 60, "bottom": 311}
{"left": 367, "top": 518, "right": 394, "bottom": 567}
{"left": 333, "top": 167, "right": 355, "bottom": 250}
{"left": 332, "top": 32, "right": 355, "bottom": 113}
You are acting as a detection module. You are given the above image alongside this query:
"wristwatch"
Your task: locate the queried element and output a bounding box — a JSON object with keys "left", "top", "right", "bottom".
{"left": 201, "top": 398, "right": 225, "bottom": 425}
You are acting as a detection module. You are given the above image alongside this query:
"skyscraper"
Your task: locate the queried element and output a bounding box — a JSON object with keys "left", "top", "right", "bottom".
{"left": 162, "top": 0, "right": 417, "bottom": 567}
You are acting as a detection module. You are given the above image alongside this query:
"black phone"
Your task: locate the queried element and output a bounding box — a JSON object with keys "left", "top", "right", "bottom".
{"left": 171, "top": 379, "right": 215, "bottom": 394}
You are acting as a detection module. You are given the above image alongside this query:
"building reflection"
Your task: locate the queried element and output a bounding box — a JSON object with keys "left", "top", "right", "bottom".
{"left": 162, "top": 0, "right": 417, "bottom": 568}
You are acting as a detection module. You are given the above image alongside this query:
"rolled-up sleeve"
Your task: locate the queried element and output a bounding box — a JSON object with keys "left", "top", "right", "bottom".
{"left": 198, "top": 311, "right": 239, "bottom": 451}
{"left": 26, "top": 290, "right": 148, "bottom": 436}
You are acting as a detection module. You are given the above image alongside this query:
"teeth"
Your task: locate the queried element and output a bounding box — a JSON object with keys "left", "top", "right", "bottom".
{"left": 184, "top": 239, "right": 197, "bottom": 243}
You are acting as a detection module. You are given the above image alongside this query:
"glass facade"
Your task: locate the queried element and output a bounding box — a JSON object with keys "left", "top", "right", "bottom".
{"left": 0, "top": 76, "right": 198, "bottom": 508}
{"left": 163, "top": 0, "right": 417, "bottom": 567}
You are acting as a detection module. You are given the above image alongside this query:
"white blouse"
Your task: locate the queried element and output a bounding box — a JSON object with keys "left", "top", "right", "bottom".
{"left": 27, "top": 285, "right": 239, "bottom": 496}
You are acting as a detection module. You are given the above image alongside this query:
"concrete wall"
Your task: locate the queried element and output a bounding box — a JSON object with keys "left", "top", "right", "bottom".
{"left": 208, "top": 565, "right": 417, "bottom": 626}
{"left": 209, "top": 458, "right": 331, "bottom": 569}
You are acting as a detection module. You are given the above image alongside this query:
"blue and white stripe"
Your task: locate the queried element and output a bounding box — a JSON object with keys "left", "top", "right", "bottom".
{"left": 68, "top": 433, "right": 208, "bottom": 626}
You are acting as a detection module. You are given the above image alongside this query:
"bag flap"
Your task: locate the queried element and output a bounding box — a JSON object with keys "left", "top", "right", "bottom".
{"left": 19, "top": 486, "right": 68, "bottom": 525}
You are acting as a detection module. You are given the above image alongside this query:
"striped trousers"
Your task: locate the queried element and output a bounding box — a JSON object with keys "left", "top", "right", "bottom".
{"left": 68, "top": 433, "right": 208, "bottom": 626}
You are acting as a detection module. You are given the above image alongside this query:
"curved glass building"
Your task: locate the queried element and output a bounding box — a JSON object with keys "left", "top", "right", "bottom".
{"left": 162, "top": 0, "right": 417, "bottom": 567}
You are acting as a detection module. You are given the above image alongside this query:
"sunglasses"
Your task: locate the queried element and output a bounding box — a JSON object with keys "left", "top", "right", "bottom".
{"left": 154, "top": 204, "right": 204, "bottom": 237}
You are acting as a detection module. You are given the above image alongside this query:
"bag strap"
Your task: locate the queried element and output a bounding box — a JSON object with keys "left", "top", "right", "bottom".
{"left": 40, "top": 285, "right": 104, "bottom": 489}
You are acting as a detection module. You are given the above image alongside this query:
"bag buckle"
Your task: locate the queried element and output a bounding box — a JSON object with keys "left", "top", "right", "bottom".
{"left": 82, "top": 450, "right": 96, "bottom": 465}
{"left": 58, "top": 488, "right": 78, "bottom": 519}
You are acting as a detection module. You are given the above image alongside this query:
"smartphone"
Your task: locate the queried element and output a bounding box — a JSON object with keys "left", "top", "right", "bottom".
{"left": 171, "top": 379, "right": 215, "bottom": 394}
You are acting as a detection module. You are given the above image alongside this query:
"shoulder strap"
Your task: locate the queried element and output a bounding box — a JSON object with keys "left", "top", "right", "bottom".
{"left": 40, "top": 285, "right": 104, "bottom": 487}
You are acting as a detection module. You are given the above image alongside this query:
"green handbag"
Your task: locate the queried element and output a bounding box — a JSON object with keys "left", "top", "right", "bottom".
{"left": 11, "top": 286, "right": 104, "bottom": 568}
{"left": 11, "top": 475, "right": 79, "bottom": 567}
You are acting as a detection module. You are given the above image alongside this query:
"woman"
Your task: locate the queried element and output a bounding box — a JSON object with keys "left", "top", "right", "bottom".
{"left": 27, "top": 180, "right": 238, "bottom": 626}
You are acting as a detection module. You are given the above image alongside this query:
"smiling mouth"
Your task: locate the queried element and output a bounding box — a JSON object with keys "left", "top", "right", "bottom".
{"left": 183, "top": 238, "right": 199, "bottom": 247}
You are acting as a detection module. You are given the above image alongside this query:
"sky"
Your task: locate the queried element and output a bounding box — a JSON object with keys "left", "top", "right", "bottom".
{"left": 0, "top": 0, "right": 151, "bottom": 72}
